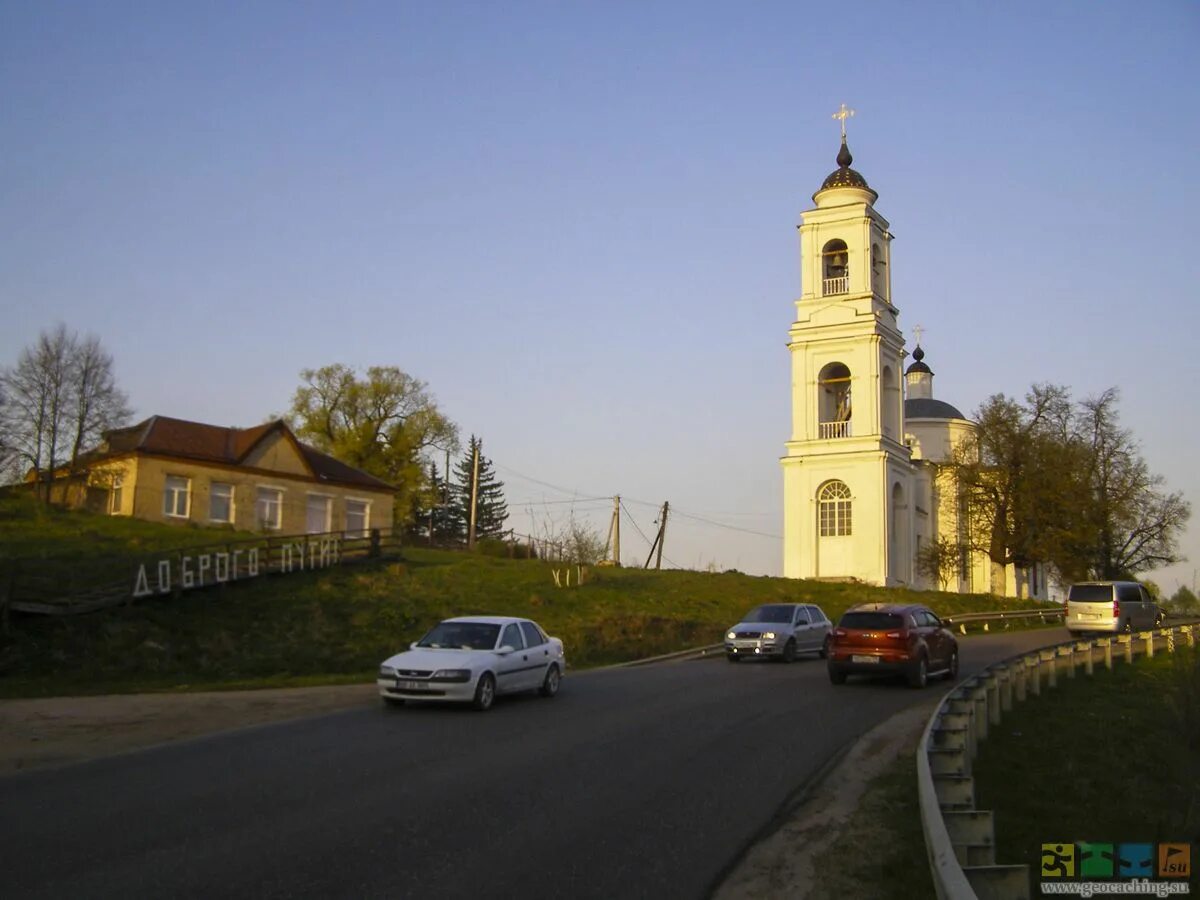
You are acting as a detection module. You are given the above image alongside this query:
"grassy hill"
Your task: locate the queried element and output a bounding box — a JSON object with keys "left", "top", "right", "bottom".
{"left": 0, "top": 493, "right": 1052, "bottom": 697}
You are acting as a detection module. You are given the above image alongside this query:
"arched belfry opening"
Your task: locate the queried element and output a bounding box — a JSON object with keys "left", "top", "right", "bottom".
{"left": 821, "top": 239, "right": 849, "bottom": 295}
{"left": 818, "top": 362, "right": 852, "bottom": 438}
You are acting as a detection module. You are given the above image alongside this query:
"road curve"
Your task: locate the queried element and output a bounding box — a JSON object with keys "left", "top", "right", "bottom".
{"left": 0, "top": 628, "right": 1067, "bottom": 900}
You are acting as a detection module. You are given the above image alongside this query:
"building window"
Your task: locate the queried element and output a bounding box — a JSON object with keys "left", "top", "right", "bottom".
{"left": 163, "top": 475, "right": 190, "bottom": 519}
{"left": 210, "top": 482, "right": 234, "bottom": 524}
{"left": 306, "top": 494, "right": 332, "bottom": 534}
{"left": 818, "top": 481, "right": 852, "bottom": 536}
{"left": 109, "top": 475, "right": 124, "bottom": 516}
{"left": 345, "top": 499, "right": 370, "bottom": 538}
{"left": 256, "top": 487, "right": 283, "bottom": 530}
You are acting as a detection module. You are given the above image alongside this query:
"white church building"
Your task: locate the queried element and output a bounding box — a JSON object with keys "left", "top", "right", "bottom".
{"left": 780, "top": 127, "right": 1047, "bottom": 600}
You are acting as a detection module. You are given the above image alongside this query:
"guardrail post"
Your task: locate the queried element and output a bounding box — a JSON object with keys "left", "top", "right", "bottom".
{"left": 1059, "top": 645, "right": 1075, "bottom": 679}
{"left": 997, "top": 666, "right": 1013, "bottom": 712}
{"left": 1119, "top": 634, "right": 1133, "bottom": 664}
{"left": 985, "top": 674, "right": 1001, "bottom": 727}
{"left": 1014, "top": 658, "right": 1027, "bottom": 702}
{"left": 1184, "top": 625, "right": 1195, "bottom": 649}
{"left": 970, "top": 684, "right": 988, "bottom": 744}
{"left": 1166, "top": 628, "right": 1175, "bottom": 654}
{"left": 1041, "top": 649, "right": 1057, "bottom": 689}
{"left": 1079, "top": 641, "right": 1093, "bottom": 676}
{"left": 1029, "top": 654, "right": 1041, "bottom": 696}
{"left": 1100, "top": 638, "right": 1113, "bottom": 670}
{"left": 1143, "top": 632, "right": 1154, "bottom": 658}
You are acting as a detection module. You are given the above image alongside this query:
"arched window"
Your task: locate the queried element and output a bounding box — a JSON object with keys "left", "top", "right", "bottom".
{"left": 818, "top": 480, "right": 852, "bottom": 536}
{"left": 822, "top": 240, "right": 849, "bottom": 295}
{"left": 818, "top": 362, "right": 852, "bottom": 438}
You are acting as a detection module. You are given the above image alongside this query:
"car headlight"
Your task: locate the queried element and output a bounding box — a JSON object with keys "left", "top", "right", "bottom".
{"left": 431, "top": 669, "right": 472, "bottom": 683}
{"left": 726, "top": 631, "right": 737, "bottom": 640}
{"left": 379, "top": 665, "right": 396, "bottom": 677}
{"left": 763, "top": 632, "right": 776, "bottom": 640}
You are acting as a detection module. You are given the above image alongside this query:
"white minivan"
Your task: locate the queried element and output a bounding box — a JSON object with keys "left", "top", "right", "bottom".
{"left": 1066, "top": 581, "right": 1162, "bottom": 636}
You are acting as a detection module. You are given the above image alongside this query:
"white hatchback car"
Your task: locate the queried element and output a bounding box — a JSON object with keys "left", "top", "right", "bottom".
{"left": 378, "top": 616, "right": 565, "bottom": 711}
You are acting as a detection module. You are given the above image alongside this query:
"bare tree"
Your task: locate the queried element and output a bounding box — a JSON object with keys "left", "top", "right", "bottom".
{"left": 0, "top": 325, "right": 132, "bottom": 498}
{"left": 69, "top": 334, "right": 131, "bottom": 468}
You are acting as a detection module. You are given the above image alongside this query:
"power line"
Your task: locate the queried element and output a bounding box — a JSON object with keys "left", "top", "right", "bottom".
{"left": 667, "top": 509, "right": 783, "bottom": 540}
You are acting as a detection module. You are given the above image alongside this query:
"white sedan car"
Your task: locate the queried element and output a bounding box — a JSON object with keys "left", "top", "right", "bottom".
{"left": 378, "top": 616, "right": 566, "bottom": 711}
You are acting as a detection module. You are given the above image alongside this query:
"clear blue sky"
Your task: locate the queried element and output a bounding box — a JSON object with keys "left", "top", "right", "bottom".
{"left": 3, "top": 1, "right": 1198, "bottom": 594}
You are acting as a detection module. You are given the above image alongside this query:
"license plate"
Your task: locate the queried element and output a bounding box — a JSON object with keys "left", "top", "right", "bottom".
{"left": 397, "top": 680, "right": 428, "bottom": 690}
{"left": 851, "top": 655, "right": 879, "bottom": 664}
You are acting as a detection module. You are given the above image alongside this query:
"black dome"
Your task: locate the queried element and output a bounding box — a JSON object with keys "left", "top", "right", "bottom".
{"left": 905, "top": 344, "right": 933, "bottom": 375}
{"left": 818, "top": 138, "right": 873, "bottom": 193}
{"left": 905, "top": 397, "right": 966, "bottom": 420}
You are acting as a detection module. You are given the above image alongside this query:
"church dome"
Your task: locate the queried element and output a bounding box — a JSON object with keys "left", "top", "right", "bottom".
{"left": 818, "top": 138, "right": 873, "bottom": 193}
{"left": 905, "top": 397, "right": 967, "bottom": 420}
{"left": 905, "top": 344, "right": 933, "bottom": 376}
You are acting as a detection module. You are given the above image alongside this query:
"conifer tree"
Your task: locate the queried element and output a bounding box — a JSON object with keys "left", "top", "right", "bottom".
{"left": 451, "top": 436, "right": 508, "bottom": 542}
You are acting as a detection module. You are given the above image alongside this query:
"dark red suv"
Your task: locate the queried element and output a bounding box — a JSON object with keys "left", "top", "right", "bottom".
{"left": 827, "top": 603, "right": 958, "bottom": 688}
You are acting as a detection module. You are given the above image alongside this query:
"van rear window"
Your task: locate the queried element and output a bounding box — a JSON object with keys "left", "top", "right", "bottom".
{"left": 1069, "top": 585, "right": 1114, "bottom": 603}
{"left": 840, "top": 612, "right": 904, "bottom": 630}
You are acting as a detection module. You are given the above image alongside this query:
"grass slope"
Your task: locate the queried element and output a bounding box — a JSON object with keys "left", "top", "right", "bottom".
{"left": 973, "top": 648, "right": 1200, "bottom": 888}
{"left": 0, "top": 495, "right": 1054, "bottom": 697}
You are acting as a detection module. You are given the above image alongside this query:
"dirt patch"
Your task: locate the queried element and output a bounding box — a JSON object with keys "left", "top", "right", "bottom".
{"left": 0, "top": 684, "right": 378, "bottom": 775}
{"left": 713, "top": 700, "right": 937, "bottom": 900}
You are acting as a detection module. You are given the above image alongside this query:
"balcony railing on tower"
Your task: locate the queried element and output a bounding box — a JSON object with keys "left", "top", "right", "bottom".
{"left": 823, "top": 275, "right": 849, "bottom": 296}
{"left": 820, "top": 420, "right": 851, "bottom": 439}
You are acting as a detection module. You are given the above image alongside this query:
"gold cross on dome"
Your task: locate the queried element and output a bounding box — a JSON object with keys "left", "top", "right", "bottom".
{"left": 832, "top": 103, "right": 855, "bottom": 139}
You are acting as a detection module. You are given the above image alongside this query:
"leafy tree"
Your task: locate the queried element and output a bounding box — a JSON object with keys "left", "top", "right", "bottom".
{"left": 1168, "top": 585, "right": 1199, "bottom": 615}
{"left": 916, "top": 535, "right": 960, "bottom": 591}
{"left": 450, "top": 436, "right": 508, "bottom": 542}
{"left": 287, "top": 364, "right": 458, "bottom": 526}
{"left": 954, "top": 383, "right": 1190, "bottom": 590}
{"left": 954, "top": 384, "right": 1079, "bottom": 594}
{"left": 0, "top": 325, "right": 131, "bottom": 497}
{"left": 1070, "top": 389, "right": 1190, "bottom": 579}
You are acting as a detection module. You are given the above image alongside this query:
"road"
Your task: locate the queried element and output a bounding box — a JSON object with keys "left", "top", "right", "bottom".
{"left": 0, "top": 628, "right": 1067, "bottom": 899}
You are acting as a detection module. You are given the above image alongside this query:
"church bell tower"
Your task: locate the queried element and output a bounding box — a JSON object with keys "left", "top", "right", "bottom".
{"left": 780, "top": 107, "right": 914, "bottom": 585}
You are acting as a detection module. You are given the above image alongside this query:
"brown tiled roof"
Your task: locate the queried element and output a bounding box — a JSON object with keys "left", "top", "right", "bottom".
{"left": 99, "top": 416, "right": 395, "bottom": 492}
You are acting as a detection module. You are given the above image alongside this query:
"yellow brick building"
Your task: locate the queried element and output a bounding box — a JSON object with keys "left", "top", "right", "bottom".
{"left": 73, "top": 416, "right": 394, "bottom": 535}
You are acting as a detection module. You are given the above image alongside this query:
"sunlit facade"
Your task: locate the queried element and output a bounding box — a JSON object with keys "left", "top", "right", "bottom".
{"left": 780, "top": 137, "right": 1045, "bottom": 599}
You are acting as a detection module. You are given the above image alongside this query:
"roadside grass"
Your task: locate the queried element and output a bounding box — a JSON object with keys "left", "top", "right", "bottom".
{"left": 809, "top": 752, "right": 935, "bottom": 899}
{"left": 973, "top": 646, "right": 1200, "bottom": 887}
{"left": 0, "top": 499, "right": 1062, "bottom": 697}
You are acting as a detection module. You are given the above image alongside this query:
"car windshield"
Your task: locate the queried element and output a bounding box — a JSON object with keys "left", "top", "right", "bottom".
{"left": 839, "top": 612, "right": 904, "bottom": 630}
{"left": 742, "top": 605, "right": 795, "bottom": 624}
{"left": 416, "top": 622, "right": 501, "bottom": 650}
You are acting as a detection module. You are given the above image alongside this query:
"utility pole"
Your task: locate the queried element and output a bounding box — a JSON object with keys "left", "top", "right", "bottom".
{"left": 467, "top": 440, "right": 480, "bottom": 550}
{"left": 643, "top": 501, "right": 669, "bottom": 570}
{"left": 605, "top": 495, "right": 621, "bottom": 565}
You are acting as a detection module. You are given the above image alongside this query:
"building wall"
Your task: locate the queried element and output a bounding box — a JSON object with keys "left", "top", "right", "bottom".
{"left": 89, "top": 454, "right": 393, "bottom": 534}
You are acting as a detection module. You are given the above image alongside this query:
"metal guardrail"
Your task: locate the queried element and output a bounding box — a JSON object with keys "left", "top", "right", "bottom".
{"left": 941, "top": 607, "right": 1065, "bottom": 629}
{"left": 611, "top": 643, "right": 724, "bottom": 667}
{"left": 917, "top": 623, "right": 1197, "bottom": 899}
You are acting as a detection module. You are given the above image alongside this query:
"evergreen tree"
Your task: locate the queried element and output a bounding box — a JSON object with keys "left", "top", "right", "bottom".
{"left": 451, "top": 436, "right": 508, "bottom": 542}
{"left": 411, "top": 462, "right": 461, "bottom": 543}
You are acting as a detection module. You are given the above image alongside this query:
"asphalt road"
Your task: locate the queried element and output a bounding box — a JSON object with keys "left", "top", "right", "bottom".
{"left": 0, "top": 628, "right": 1068, "bottom": 900}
